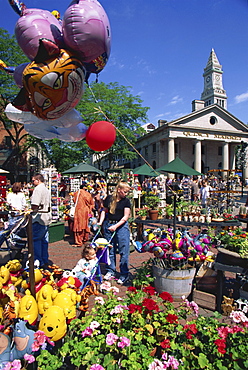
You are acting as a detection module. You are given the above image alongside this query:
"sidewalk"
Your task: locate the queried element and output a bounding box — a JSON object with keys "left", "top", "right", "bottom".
{"left": 47, "top": 224, "right": 232, "bottom": 320}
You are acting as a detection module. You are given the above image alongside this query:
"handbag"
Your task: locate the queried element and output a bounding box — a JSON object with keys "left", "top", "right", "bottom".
{"left": 69, "top": 190, "right": 80, "bottom": 219}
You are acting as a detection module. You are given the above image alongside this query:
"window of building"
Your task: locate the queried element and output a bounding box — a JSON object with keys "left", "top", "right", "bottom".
{"left": 5, "top": 136, "right": 12, "bottom": 149}
{"left": 210, "top": 116, "right": 217, "bottom": 125}
{"left": 175, "top": 143, "right": 178, "bottom": 154}
{"left": 218, "top": 146, "right": 222, "bottom": 156}
{"left": 145, "top": 146, "right": 148, "bottom": 156}
{"left": 201, "top": 145, "right": 205, "bottom": 155}
{"left": 152, "top": 143, "right": 156, "bottom": 153}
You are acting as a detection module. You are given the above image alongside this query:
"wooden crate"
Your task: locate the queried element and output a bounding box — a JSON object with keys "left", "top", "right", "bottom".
{"left": 193, "top": 289, "right": 216, "bottom": 311}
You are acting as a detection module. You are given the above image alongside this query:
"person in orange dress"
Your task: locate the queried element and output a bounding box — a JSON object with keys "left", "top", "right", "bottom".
{"left": 72, "top": 185, "right": 94, "bottom": 247}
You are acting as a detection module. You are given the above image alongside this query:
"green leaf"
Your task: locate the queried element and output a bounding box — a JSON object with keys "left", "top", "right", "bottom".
{"left": 198, "top": 353, "right": 209, "bottom": 368}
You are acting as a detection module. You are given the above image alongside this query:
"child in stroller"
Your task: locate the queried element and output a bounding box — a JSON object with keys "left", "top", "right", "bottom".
{"left": 72, "top": 243, "right": 98, "bottom": 286}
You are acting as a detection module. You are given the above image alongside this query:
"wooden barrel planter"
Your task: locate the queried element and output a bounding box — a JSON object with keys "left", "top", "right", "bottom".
{"left": 152, "top": 265, "right": 196, "bottom": 300}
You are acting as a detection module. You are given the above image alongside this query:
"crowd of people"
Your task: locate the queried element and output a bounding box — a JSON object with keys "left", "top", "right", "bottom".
{"left": 0, "top": 170, "right": 243, "bottom": 286}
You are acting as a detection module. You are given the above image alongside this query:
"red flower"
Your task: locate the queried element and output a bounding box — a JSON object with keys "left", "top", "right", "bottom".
{"left": 166, "top": 314, "right": 178, "bottom": 324}
{"left": 183, "top": 324, "right": 198, "bottom": 334}
{"left": 159, "top": 291, "right": 173, "bottom": 302}
{"left": 143, "top": 286, "right": 156, "bottom": 295}
{"left": 186, "top": 331, "right": 193, "bottom": 339}
{"left": 214, "top": 338, "right": 226, "bottom": 354}
{"left": 128, "top": 304, "right": 142, "bottom": 314}
{"left": 127, "top": 287, "right": 137, "bottom": 293}
{"left": 142, "top": 298, "right": 159, "bottom": 312}
{"left": 160, "top": 339, "right": 170, "bottom": 348}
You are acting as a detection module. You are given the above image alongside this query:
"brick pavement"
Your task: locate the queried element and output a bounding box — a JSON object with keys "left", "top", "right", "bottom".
{"left": 47, "top": 223, "right": 234, "bottom": 319}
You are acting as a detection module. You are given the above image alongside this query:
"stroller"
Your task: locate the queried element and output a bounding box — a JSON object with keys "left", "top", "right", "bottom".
{"left": 80, "top": 228, "right": 115, "bottom": 291}
{"left": 0, "top": 213, "right": 28, "bottom": 265}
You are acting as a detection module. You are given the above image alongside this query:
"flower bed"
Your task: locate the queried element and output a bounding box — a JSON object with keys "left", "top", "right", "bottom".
{"left": 35, "top": 282, "right": 248, "bottom": 370}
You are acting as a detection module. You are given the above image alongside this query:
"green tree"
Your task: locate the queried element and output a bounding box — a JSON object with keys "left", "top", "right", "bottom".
{"left": 45, "top": 81, "right": 149, "bottom": 172}
{"left": 0, "top": 28, "right": 40, "bottom": 179}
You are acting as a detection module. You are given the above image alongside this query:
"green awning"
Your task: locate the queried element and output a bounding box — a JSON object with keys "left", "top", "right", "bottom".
{"left": 62, "top": 163, "right": 105, "bottom": 176}
{"left": 133, "top": 163, "right": 159, "bottom": 177}
{"left": 157, "top": 157, "right": 202, "bottom": 176}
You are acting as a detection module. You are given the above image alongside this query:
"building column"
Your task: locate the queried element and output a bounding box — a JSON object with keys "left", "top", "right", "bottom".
{"left": 222, "top": 142, "right": 229, "bottom": 179}
{"left": 229, "top": 144, "right": 236, "bottom": 170}
{"left": 168, "top": 138, "right": 175, "bottom": 179}
{"left": 168, "top": 138, "right": 175, "bottom": 163}
{"left": 194, "top": 140, "right": 201, "bottom": 173}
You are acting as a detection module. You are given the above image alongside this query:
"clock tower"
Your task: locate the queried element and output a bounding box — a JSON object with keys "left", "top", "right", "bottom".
{"left": 201, "top": 49, "right": 227, "bottom": 109}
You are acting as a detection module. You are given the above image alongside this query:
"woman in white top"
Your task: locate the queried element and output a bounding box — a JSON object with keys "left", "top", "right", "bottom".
{"left": 7, "top": 182, "right": 27, "bottom": 213}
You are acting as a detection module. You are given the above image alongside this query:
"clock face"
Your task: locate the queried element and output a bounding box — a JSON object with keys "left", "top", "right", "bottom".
{"left": 215, "top": 75, "right": 220, "bottom": 81}
{"left": 206, "top": 76, "right": 210, "bottom": 83}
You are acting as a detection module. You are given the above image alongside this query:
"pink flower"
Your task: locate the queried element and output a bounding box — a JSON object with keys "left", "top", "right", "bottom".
{"left": 148, "top": 359, "right": 164, "bottom": 370}
{"left": 117, "top": 336, "right": 130, "bottom": 348}
{"left": 110, "top": 305, "right": 128, "bottom": 315}
{"left": 24, "top": 354, "right": 35, "bottom": 364}
{"left": 109, "top": 286, "right": 120, "bottom": 294}
{"left": 90, "top": 365, "right": 105, "bottom": 370}
{"left": 100, "top": 282, "right": 112, "bottom": 291}
{"left": 230, "top": 310, "right": 248, "bottom": 323}
{"left": 32, "top": 330, "right": 49, "bottom": 351}
{"left": 82, "top": 327, "right": 94, "bottom": 337}
{"left": 95, "top": 296, "right": 105, "bottom": 305}
{"left": 3, "top": 360, "right": 22, "bottom": 370}
{"left": 106, "top": 333, "right": 119, "bottom": 345}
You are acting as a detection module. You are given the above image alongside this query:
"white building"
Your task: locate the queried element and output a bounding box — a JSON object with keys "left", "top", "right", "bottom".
{"left": 130, "top": 49, "right": 248, "bottom": 177}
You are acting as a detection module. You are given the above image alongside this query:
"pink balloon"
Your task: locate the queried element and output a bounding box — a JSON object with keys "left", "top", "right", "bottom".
{"left": 15, "top": 8, "right": 62, "bottom": 61}
{"left": 62, "top": 0, "right": 111, "bottom": 63}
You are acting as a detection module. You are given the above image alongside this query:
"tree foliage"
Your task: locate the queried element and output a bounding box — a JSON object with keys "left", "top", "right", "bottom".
{"left": 44, "top": 81, "right": 149, "bottom": 172}
{"left": 0, "top": 28, "right": 34, "bottom": 178}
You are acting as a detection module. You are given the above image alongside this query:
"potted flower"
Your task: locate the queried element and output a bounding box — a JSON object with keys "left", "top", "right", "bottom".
{"left": 144, "top": 194, "right": 160, "bottom": 220}
{"left": 137, "top": 208, "right": 148, "bottom": 220}
{"left": 36, "top": 282, "right": 248, "bottom": 370}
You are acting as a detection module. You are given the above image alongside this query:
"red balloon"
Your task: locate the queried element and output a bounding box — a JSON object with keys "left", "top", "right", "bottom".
{"left": 86, "top": 121, "right": 116, "bottom": 151}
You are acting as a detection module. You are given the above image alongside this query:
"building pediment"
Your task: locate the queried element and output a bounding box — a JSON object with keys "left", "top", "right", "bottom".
{"left": 167, "top": 105, "right": 248, "bottom": 134}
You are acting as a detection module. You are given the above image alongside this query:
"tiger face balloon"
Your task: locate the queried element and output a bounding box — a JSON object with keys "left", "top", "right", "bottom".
{"left": 22, "top": 49, "right": 85, "bottom": 120}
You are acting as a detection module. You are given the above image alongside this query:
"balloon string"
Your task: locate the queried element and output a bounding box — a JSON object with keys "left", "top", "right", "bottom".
{"left": 87, "top": 84, "right": 177, "bottom": 196}
{"left": 87, "top": 85, "right": 160, "bottom": 174}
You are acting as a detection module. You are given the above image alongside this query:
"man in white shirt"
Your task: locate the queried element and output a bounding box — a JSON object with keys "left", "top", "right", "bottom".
{"left": 31, "top": 174, "right": 52, "bottom": 268}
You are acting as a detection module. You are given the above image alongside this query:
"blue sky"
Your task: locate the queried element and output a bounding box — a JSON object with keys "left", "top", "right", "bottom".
{"left": 1, "top": 0, "right": 248, "bottom": 126}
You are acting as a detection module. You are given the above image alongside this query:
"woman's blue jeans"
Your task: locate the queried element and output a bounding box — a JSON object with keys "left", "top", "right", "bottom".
{"left": 103, "top": 221, "right": 130, "bottom": 278}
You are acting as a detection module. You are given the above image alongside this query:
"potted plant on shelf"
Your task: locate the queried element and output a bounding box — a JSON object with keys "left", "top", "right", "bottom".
{"left": 137, "top": 208, "right": 148, "bottom": 220}
{"left": 144, "top": 194, "right": 160, "bottom": 220}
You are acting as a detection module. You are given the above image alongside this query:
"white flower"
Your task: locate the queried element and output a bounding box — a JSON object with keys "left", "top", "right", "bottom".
{"left": 95, "top": 296, "right": 105, "bottom": 305}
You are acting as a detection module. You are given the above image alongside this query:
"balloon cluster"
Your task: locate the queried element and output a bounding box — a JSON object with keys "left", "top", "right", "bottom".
{"left": 0, "top": 0, "right": 116, "bottom": 149}
{"left": 135, "top": 228, "right": 213, "bottom": 262}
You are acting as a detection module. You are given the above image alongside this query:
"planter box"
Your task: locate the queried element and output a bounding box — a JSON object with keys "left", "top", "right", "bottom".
{"left": 217, "top": 247, "right": 248, "bottom": 269}
{"left": 49, "top": 221, "right": 65, "bottom": 243}
{"left": 193, "top": 289, "right": 216, "bottom": 310}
